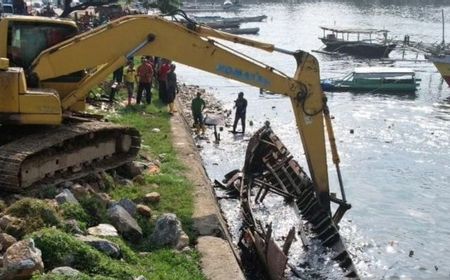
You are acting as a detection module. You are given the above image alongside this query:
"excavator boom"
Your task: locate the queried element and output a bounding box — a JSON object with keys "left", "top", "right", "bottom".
{"left": 28, "top": 15, "right": 329, "bottom": 206}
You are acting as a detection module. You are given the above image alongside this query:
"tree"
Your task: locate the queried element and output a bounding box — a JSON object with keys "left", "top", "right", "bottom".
{"left": 148, "top": 0, "right": 181, "bottom": 14}
{"left": 59, "top": 0, "right": 118, "bottom": 18}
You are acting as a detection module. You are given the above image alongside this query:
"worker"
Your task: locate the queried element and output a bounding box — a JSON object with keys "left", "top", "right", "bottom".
{"left": 166, "top": 64, "right": 178, "bottom": 114}
{"left": 191, "top": 92, "right": 206, "bottom": 135}
{"left": 232, "top": 91, "right": 247, "bottom": 134}
{"left": 158, "top": 59, "right": 171, "bottom": 104}
{"left": 136, "top": 56, "right": 154, "bottom": 105}
{"left": 124, "top": 61, "right": 137, "bottom": 106}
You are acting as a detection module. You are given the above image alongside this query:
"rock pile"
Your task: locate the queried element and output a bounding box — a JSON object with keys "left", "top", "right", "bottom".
{"left": 0, "top": 159, "right": 191, "bottom": 279}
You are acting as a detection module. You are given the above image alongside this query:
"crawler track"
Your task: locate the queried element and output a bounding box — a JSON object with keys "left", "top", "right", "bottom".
{"left": 0, "top": 121, "right": 140, "bottom": 192}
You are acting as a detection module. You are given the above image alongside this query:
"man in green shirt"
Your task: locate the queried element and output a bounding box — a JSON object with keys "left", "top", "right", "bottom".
{"left": 191, "top": 92, "right": 206, "bottom": 135}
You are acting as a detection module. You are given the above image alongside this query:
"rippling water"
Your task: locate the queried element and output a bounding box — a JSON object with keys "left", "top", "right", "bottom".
{"left": 176, "top": 1, "right": 450, "bottom": 278}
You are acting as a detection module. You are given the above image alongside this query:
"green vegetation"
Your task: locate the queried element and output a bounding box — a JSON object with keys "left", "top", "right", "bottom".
{"left": 60, "top": 203, "right": 91, "bottom": 230}
{"left": 30, "top": 228, "right": 204, "bottom": 280}
{"left": 108, "top": 94, "right": 196, "bottom": 239}
{"left": 5, "top": 198, "right": 61, "bottom": 237}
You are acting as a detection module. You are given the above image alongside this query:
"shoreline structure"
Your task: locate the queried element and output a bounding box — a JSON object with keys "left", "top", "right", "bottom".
{"left": 172, "top": 84, "right": 245, "bottom": 280}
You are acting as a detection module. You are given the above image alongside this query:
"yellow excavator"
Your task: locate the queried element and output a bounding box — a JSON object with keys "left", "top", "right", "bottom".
{"left": 0, "top": 14, "right": 348, "bottom": 219}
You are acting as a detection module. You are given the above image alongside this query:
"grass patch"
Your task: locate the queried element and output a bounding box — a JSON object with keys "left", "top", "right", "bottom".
{"left": 84, "top": 87, "right": 204, "bottom": 279}
{"left": 108, "top": 91, "right": 196, "bottom": 239}
{"left": 5, "top": 198, "right": 61, "bottom": 237}
{"left": 60, "top": 203, "right": 91, "bottom": 230}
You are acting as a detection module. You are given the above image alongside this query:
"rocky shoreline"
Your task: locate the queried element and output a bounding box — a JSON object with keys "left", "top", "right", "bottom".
{"left": 0, "top": 155, "right": 191, "bottom": 279}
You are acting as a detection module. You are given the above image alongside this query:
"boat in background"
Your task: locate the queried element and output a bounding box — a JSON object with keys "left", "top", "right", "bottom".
{"left": 220, "top": 27, "right": 259, "bottom": 35}
{"left": 319, "top": 26, "right": 397, "bottom": 58}
{"left": 321, "top": 67, "right": 420, "bottom": 93}
{"left": 193, "top": 15, "right": 267, "bottom": 23}
{"left": 427, "top": 54, "right": 450, "bottom": 86}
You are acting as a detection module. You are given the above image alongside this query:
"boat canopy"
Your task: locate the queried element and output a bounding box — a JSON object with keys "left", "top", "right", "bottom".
{"left": 353, "top": 67, "right": 414, "bottom": 75}
{"left": 320, "top": 26, "right": 389, "bottom": 34}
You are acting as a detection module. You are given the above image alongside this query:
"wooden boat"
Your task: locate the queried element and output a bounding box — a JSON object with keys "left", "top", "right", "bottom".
{"left": 321, "top": 67, "right": 420, "bottom": 93}
{"left": 203, "top": 20, "right": 240, "bottom": 29}
{"left": 319, "top": 26, "right": 397, "bottom": 58}
{"left": 193, "top": 15, "right": 267, "bottom": 23}
{"left": 219, "top": 27, "right": 259, "bottom": 35}
{"left": 427, "top": 54, "right": 450, "bottom": 86}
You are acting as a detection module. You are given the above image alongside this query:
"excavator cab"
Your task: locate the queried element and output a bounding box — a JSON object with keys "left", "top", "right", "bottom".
{"left": 1, "top": 17, "right": 78, "bottom": 69}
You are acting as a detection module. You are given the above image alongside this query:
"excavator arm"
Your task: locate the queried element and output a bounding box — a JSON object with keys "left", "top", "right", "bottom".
{"left": 30, "top": 15, "right": 335, "bottom": 210}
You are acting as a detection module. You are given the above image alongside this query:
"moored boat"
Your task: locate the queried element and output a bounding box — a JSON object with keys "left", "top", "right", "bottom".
{"left": 219, "top": 27, "right": 259, "bottom": 35}
{"left": 426, "top": 54, "right": 450, "bottom": 86}
{"left": 319, "top": 26, "right": 396, "bottom": 58}
{"left": 321, "top": 67, "right": 420, "bottom": 93}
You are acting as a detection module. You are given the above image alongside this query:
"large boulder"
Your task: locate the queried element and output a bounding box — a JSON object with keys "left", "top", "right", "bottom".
{"left": 70, "top": 184, "right": 90, "bottom": 200}
{"left": 75, "top": 235, "right": 121, "bottom": 259}
{"left": 63, "top": 219, "right": 84, "bottom": 235}
{"left": 150, "top": 213, "right": 188, "bottom": 249}
{"left": 55, "top": 189, "right": 79, "bottom": 205}
{"left": 136, "top": 204, "right": 152, "bottom": 218}
{"left": 0, "top": 215, "right": 25, "bottom": 238}
{"left": 117, "top": 161, "right": 145, "bottom": 179}
{"left": 2, "top": 239, "right": 44, "bottom": 280}
{"left": 87, "top": 224, "right": 119, "bottom": 237}
{"left": 112, "top": 199, "right": 137, "bottom": 217}
{"left": 144, "top": 192, "right": 160, "bottom": 203}
{"left": 50, "top": 266, "right": 81, "bottom": 277}
{"left": 107, "top": 205, "right": 142, "bottom": 242}
{"left": 0, "top": 233, "right": 17, "bottom": 253}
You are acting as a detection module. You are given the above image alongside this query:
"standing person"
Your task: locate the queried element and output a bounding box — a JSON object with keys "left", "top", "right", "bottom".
{"left": 109, "top": 65, "right": 124, "bottom": 103}
{"left": 158, "top": 59, "right": 171, "bottom": 103}
{"left": 232, "top": 91, "right": 247, "bottom": 134}
{"left": 191, "top": 92, "right": 206, "bottom": 135}
{"left": 166, "top": 64, "right": 178, "bottom": 114}
{"left": 124, "top": 61, "right": 137, "bottom": 106}
{"left": 136, "top": 56, "right": 153, "bottom": 105}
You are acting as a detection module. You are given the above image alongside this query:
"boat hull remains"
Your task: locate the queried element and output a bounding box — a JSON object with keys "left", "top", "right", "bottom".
{"left": 221, "top": 124, "right": 359, "bottom": 279}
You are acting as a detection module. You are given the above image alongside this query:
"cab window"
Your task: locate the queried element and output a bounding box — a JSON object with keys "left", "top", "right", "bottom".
{"left": 7, "top": 21, "right": 77, "bottom": 69}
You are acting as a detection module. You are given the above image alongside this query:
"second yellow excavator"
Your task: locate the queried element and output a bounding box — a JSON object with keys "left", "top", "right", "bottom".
{"left": 0, "top": 14, "right": 348, "bottom": 221}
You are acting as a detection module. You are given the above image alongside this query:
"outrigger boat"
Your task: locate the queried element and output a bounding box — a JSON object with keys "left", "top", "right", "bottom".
{"left": 319, "top": 26, "right": 397, "bottom": 58}
{"left": 321, "top": 67, "right": 420, "bottom": 93}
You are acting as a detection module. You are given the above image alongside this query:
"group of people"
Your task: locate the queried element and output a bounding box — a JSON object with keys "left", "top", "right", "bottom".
{"left": 110, "top": 56, "right": 248, "bottom": 136}
{"left": 111, "top": 56, "right": 178, "bottom": 114}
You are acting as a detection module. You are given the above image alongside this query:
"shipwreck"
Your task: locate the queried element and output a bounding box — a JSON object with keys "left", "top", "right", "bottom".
{"left": 217, "top": 123, "right": 359, "bottom": 279}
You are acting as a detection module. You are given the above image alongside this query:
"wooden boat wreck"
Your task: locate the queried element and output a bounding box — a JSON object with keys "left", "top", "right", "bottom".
{"left": 219, "top": 124, "right": 359, "bottom": 279}
{"left": 319, "top": 26, "right": 396, "bottom": 58}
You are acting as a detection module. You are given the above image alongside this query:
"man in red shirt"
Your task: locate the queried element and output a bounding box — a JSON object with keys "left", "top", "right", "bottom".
{"left": 136, "top": 56, "right": 154, "bottom": 105}
{"left": 158, "top": 59, "right": 171, "bottom": 104}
